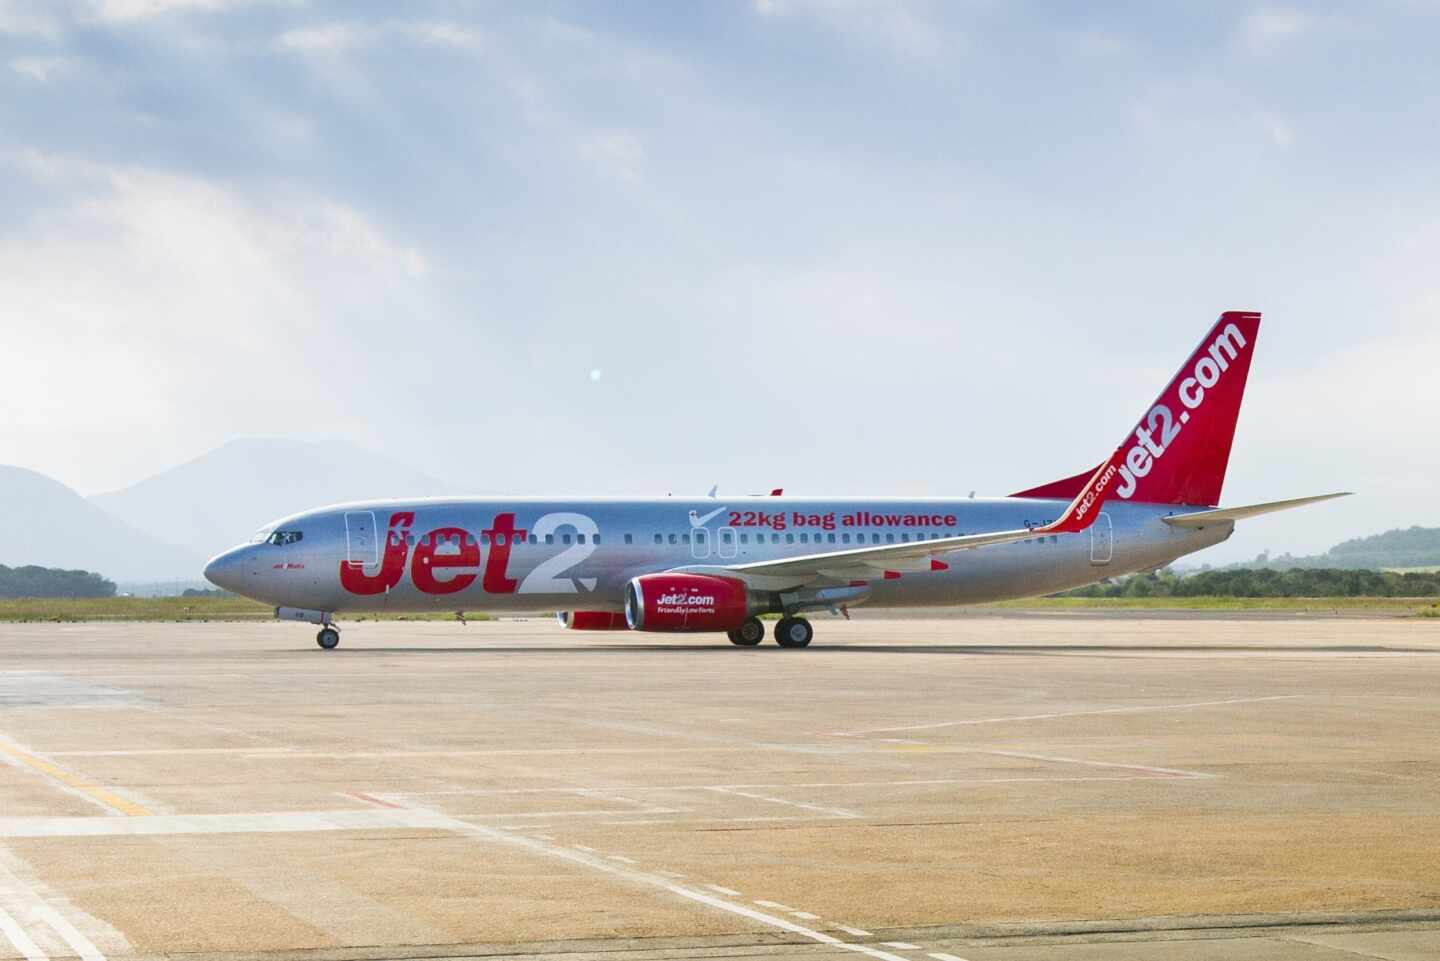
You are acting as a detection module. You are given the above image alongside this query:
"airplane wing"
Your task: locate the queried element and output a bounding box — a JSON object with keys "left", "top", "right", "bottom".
{"left": 1161, "top": 492, "right": 1351, "bottom": 528}
{"left": 676, "top": 455, "right": 1126, "bottom": 588}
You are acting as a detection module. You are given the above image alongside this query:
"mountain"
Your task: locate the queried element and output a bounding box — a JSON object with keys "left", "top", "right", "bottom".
{"left": 91, "top": 438, "right": 461, "bottom": 558}
{"left": 0, "top": 466, "right": 203, "bottom": 581}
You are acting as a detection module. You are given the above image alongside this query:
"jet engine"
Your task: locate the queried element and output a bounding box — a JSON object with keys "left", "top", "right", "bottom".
{"left": 556, "top": 611, "right": 629, "bottom": 630}
{"left": 624, "top": 573, "right": 762, "bottom": 632}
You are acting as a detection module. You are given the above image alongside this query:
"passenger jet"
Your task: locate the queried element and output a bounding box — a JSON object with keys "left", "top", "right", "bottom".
{"left": 204, "top": 311, "right": 1346, "bottom": 649}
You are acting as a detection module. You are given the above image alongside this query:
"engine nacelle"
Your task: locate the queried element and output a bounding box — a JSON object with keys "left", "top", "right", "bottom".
{"left": 624, "top": 573, "right": 759, "bottom": 632}
{"left": 556, "top": 611, "right": 629, "bottom": 631}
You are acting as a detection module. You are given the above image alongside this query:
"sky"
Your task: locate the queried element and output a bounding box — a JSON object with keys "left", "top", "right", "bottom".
{"left": 2, "top": 0, "right": 1437, "bottom": 564}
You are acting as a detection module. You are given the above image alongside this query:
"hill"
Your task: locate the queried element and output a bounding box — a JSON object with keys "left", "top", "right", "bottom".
{"left": 1239, "top": 526, "right": 1440, "bottom": 571}
{"left": 0, "top": 564, "right": 115, "bottom": 598}
{"left": 0, "top": 466, "right": 203, "bottom": 581}
{"left": 92, "top": 438, "right": 462, "bottom": 558}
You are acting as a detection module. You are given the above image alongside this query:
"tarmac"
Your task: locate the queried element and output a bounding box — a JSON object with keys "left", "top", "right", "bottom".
{"left": 0, "top": 614, "right": 1437, "bottom": 961}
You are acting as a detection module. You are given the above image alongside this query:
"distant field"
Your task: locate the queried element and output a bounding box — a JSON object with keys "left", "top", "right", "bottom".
{"left": 0, "top": 595, "right": 1438, "bottom": 622}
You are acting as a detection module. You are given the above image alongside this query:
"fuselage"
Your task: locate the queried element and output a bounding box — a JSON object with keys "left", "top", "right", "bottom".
{"left": 204, "top": 496, "right": 1232, "bottom": 614}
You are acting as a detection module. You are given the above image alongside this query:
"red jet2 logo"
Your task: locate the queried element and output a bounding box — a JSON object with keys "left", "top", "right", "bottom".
{"left": 340, "top": 512, "right": 531, "bottom": 596}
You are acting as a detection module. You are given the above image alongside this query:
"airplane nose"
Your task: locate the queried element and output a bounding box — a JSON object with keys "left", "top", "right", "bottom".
{"left": 203, "top": 547, "right": 248, "bottom": 593}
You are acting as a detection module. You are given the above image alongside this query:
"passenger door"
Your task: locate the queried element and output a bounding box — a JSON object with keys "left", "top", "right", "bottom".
{"left": 1089, "top": 511, "right": 1113, "bottom": 565}
{"left": 345, "top": 511, "right": 379, "bottom": 569}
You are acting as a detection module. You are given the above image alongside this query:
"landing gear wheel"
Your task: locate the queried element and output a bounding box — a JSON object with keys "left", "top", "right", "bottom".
{"left": 728, "top": 617, "right": 765, "bottom": 646}
{"left": 316, "top": 627, "right": 340, "bottom": 650}
{"left": 773, "top": 617, "right": 813, "bottom": 648}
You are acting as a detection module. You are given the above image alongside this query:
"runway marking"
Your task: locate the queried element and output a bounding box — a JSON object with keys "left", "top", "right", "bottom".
{"left": 791, "top": 911, "right": 821, "bottom": 920}
{"left": 930, "top": 953, "right": 971, "bottom": 961}
{"left": 607, "top": 855, "right": 638, "bottom": 864}
{"left": 0, "top": 906, "right": 46, "bottom": 961}
{"left": 657, "top": 871, "right": 687, "bottom": 879}
{"left": 706, "top": 885, "right": 742, "bottom": 896}
{"left": 387, "top": 800, "right": 917, "bottom": 961}
{"left": 0, "top": 810, "right": 448, "bottom": 838}
{"left": 342, "top": 790, "right": 406, "bottom": 809}
{"left": 0, "top": 736, "right": 151, "bottom": 817}
{"left": 703, "top": 786, "right": 864, "bottom": 819}
{"left": 830, "top": 694, "right": 1304, "bottom": 736}
{"left": 838, "top": 926, "right": 874, "bottom": 937}
{"left": 882, "top": 943, "right": 919, "bottom": 950}
{"left": 983, "top": 749, "right": 1215, "bottom": 779}
{"left": 572, "top": 844, "right": 598, "bottom": 852}
{"left": 31, "top": 907, "right": 103, "bottom": 961}
{"left": 754, "top": 900, "right": 797, "bottom": 911}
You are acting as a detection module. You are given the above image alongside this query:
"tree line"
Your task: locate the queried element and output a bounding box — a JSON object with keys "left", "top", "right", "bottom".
{"left": 0, "top": 565, "right": 116, "bottom": 598}
{"left": 1064, "top": 567, "right": 1440, "bottom": 598}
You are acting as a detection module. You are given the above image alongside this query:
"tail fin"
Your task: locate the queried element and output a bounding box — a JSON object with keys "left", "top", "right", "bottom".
{"left": 1012, "top": 311, "right": 1261, "bottom": 507}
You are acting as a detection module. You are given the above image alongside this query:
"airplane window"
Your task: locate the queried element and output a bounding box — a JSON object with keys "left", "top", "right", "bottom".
{"left": 481, "top": 533, "right": 490, "bottom": 545}
{"left": 695, "top": 531, "right": 705, "bottom": 543}
{"left": 528, "top": 534, "right": 537, "bottom": 545}
{"left": 562, "top": 534, "right": 572, "bottom": 544}
{"left": 495, "top": 534, "right": 507, "bottom": 547}
{"left": 682, "top": 533, "right": 690, "bottom": 543}
{"left": 786, "top": 533, "right": 794, "bottom": 544}
{"left": 722, "top": 531, "right": 732, "bottom": 543}
{"left": 593, "top": 534, "right": 601, "bottom": 545}
{"left": 624, "top": 534, "right": 633, "bottom": 544}
{"left": 799, "top": 533, "right": 809, "bottom": 544}
{"left": 828, "top": 533, "right": 836, "bottom": 543}
{"left": 771, "top": 533, "right": 779, "bottom": 544}
{"left": 545, "top": 534, "right": 554, "bottom": 545}
{"left": 250, "top": 527, "right": 274, "bottom": 544}
{"left": 576, "top": 534, "right": 585, "bottom": 545}
{"left": 842, "top": 533, "right": 851, "bottom": 543}
{"left": 901, "top": 533, "right": 910, "bottom": 542}
{"left": 872, "top": 533, "right": 881, "bottom": 544}
{"left": 886, "top": 533, "right": 895, "bottom": 543}
{"left": 267, "top": 531, "right": 304, "bottom": 545}
{"left": 406, "top": 534, "right": 415, "bottom": 546}
{"left": 1051, "top": 535, "right": 1058, "bottom": 543}
{"left": 739, "top": 533, "right": 748, "bottom": 544}
{"left": 654, "top": 533, "right": 663, "bottom": 544}
{"left": 668, "top": 533, "right": 677, "bottom": 544}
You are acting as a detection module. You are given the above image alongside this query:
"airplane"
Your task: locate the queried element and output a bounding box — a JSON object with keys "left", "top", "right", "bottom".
{"left": 204, "top": 311, "right": 1348, "bottom": 650}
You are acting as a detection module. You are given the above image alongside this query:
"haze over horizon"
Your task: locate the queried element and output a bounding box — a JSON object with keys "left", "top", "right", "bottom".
{"left": 4, "top": 1, "right": 1437, "bottom": 564}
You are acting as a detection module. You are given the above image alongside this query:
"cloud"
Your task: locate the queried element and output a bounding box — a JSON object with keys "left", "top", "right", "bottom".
{"left": 753, "top": 0, "right": 944, "bottom": 63}
{"left": 275, "top": 20, "right": 486, "bottom": 56}
{"left": 578, "top": 130, "right": 645, "bottom": 184}
{"left": 0, "top": 0, "right": 60, "bottom": 36}
{"left": 1238, "top": 7, "right": 1316, "bottom": 53}
{"left": 9, "top": 56, "right": 73, "bottom": 81}
{"left": 0, "top": 153, "right": 431, "bottom": 488}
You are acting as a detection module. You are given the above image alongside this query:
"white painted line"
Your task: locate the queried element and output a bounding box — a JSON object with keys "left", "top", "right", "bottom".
{"left": 607, "top": 856, "right": 638, "bottom": 865}
{"left": 930, "top": 953, "right": 971, "bottom": 961}
{"left": 391, "top": 802, "right": 915, "bottom": 961}
{"left": 831, "top": 695, "right": 1303, "bottom": 736}
{"left": 571, "top": 845, "right": 598, "bottom": 853}
{"left": 791, "top": 911, "right": 822, "bottom": 920}
{"left": 0, "top": 810, "right": 449, "bottom": 838}
{"left": 0, "top": 906, "right": 47, "bottom": 961}
{"left": 706, "top": 885, "right": 742, "bottom": 896}
{"left": 754, "top": 900, "right": 797, "bottom": 911}
{"left": 657, "top": 871, "right": 687, "bottom": 879}
{"left": 882, "top": 943, "right": 919, "bottom": 950}
{"left": 984, "top": 749, "right": 1215, "bottom": 779}
{"left": 531, "top": 834, "right": 555, "bottom": 841}
{"left": 837, "top": 926, "right": 874, "bottom": 937}
{"left": 705, "top": 786, "right": 863, "bottom": 819}
{"left": 32, "top": 906, "right": 104, "bottom": 961}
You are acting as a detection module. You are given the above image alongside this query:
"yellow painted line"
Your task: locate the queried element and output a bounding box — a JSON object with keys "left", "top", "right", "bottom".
{"left": 0, "top": 739, "right": 151, "bottom": 817}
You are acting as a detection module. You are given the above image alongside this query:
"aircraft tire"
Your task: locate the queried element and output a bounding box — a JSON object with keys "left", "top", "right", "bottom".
{"left": 729, "top": 617, "right": 765, "bottom": 646}
{"left": 774, "top": 617, "right": 813, "bottom": 648}
{"left": 316, "top": 627, "right": 340, "bottom": 650}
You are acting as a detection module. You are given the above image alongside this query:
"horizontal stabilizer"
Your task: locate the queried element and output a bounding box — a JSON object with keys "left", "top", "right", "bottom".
{"left": 1161, "top": 492, "right": 1352, "bottom": 528}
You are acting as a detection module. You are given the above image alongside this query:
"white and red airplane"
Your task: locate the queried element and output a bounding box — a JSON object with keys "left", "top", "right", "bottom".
{"left": 205, "top": 311, "right": 1346, "bottom": 649}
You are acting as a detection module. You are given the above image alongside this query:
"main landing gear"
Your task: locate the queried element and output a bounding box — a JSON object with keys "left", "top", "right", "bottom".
{"left": 772, "top": 616, "right": 814, "bottom": 648}
{"left": 316, "top": 626, "right": 340, "bottom": 650}
{"left": 727, "top": 617, "right": 765, "bottom": 647}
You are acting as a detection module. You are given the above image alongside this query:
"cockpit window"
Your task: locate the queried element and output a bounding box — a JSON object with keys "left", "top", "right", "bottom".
{"left": 267, "top": 530, "right": 304, "bottom": 545}
{"left": 249, "top": 526, "right": 276, "bottom": 544}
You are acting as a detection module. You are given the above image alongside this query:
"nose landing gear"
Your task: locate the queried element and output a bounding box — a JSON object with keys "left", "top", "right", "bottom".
{"left": 316, "top": 627, "right": 340, "bottom": 650}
